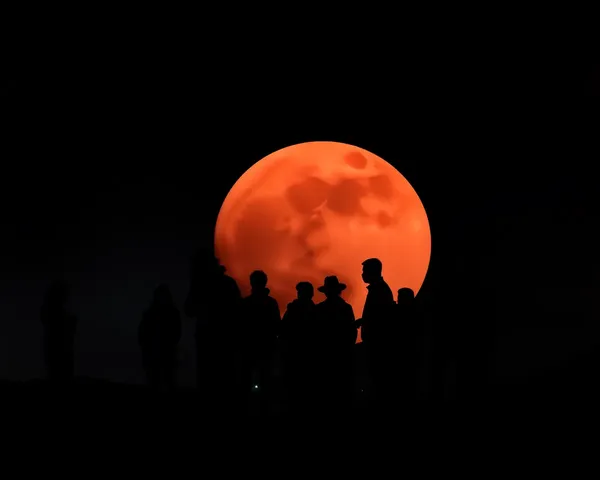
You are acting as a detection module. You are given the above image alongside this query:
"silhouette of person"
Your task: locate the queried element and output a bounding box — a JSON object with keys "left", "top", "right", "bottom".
{"left": 315, "top": 275, "right": 357, "bottom": 414}
{"left": 40, "top": 280, "right": 77, "bottom": 386}
{"left": 183, "top": 252, "right": 241, "bottom": 400}
{"left": 281, "top": 281, "right": 316, "bottom": 412}
{"left": 240, "top": 270, "right": 280, "bottom": 412}
{"left": 374, "top": 287, "right": 422, "bottom": 408}
{"left": 356, "top": 258, "right": 395, "bottom": 411}
{"left": 395, "top": 287, "right": 422, "bottom": 402}
{"left": 138, "top": 284, "right": 181, "bottom": 390}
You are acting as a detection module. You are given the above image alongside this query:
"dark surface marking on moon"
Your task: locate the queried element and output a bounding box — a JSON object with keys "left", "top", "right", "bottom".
{"left": 293, "top": 212, "right": 330, "bottom": 264}
{"left": 227, "top": 156, "right": 294, "bottom": 217}
{"left": 377, "top": 211, "right": 394, "bottom": 227}
{"left": 344, "top": 151, "right": 368, "bottom": 169}
{"left": 368, "top": 174, "right": 394, "bottom": 199}
{"left": 286, "top": 176, "right": 331, "bottom": 214}
{"left": 233, "top": 197, "right": 288, "bottom": 268}
{"left": 326, "top": 179, "right": 366, "bottom": 216}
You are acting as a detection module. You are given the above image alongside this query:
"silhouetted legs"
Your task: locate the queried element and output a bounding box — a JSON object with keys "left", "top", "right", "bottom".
{"left": 45, "top": 343, "right": 74, "bottom": 386}
{"left": 284, "top": 350, "right": 311, "bottom": 414}
{"left": 143, "top": 352, "right": 176, "bottom": 390}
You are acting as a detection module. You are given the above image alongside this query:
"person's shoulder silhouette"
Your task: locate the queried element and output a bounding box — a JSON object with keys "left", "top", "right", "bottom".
{"left": 185, "top": 252, "right": 241, "bottom": 318}
{"left": 140, "top": 284, "right": 180, "bottom": 341}
{"left": 221, "top": 271, "right": 241, "bottom": 298}
{"left": 243, "top": 270, "right": 280, "bottom": 323}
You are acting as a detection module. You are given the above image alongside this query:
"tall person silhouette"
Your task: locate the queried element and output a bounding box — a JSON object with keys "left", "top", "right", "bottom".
{"left": 281, "top": 281, "right": 316, "bottom": 413}
{"left": 356, "top": 258, "right": 395, "bottom": 412}
{"left": 139, "top": 284, "right": 181, "bottom": 390}
{"left": 315, "top": 275, "right": 357, "bottom": 415}
{"left": 41, "top": 280, "right": 77, "bottom": 386}
{"left": 395, "top": 287, "right": 421, "bottom": 403}
{"left": 240, "top": 270, "right": 280, "bottom": 414}
{"left": 184, "top": 252, "right": 241, "bottom": 404}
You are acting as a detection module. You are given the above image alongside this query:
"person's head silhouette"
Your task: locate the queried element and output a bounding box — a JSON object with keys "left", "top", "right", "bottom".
{"left": 192, "top": 251, "right": 226, "bottom": 278}
{"left": 361, "top": 258, "right": 383, "bottom": 284}
{"left": 397, "top": 287, "right": 415, "bottom": 307}
{"left": 317, "top": 276, "right": 347, "bottom": 299}
{"left": 296, "top": 282, "right": 314, "bottom": 301}
{"left": 153, "top": 284, "right": 173, "bottom": 307}
{"left": 250, "top": 270, "right": 268, "bottom": 291}
{"left": 44, "top": 280, "right": 69, "bottom": 308}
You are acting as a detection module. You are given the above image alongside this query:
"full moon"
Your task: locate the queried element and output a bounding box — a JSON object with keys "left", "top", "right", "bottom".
{"left": 215, "top": 141, "right": 431, "bottom": 342}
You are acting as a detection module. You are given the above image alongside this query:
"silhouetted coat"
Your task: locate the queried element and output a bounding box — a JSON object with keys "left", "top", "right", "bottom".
{"left": 360, "top": 278, "right": 394, "bottom": 344}
{"left": 41, "top": 303, "right": 77, "bottom": 379}
{"left": 241, "top": 288, "right": 280, "bottom": 362}
{"left": 185, "top": 273, "right": 241, "bottom": 325}
{"left": 138, "top": 304, "right": 181, "bottom": 369}
{"left": 395, "top": 299, "right": 423, "bottom": 387}
{"left": 281, "top": 298, "right": 315, "bottom": 351}
{"left": 315, "top": 296, "right": 357, "bottom": 350}
{"left": 314, "top": 296, "right": 356, "bottom": 407}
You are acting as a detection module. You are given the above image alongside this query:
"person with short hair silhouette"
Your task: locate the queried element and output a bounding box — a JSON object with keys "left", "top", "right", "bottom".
{"left": 240, "top": 270, "right": 280, "bottom": 413}
{"left": 395, "top": 287, "right": 422, "bottom": 402}
{"left": 281, "top": 281, "right": 316, "bottom": 412}
{"left": 138, "top": 284, "right": 181, "bottom": 390}
{"left": 184, "top": 252, "right": 241, "bottom": 401}
{"left": 315, "top": 275, "right": 357, "bottom": 414}
{"left": 357, "top": 258, "right": 395, "bottom": 340}
{"left": 41, "top": 280, "right": 77, "bottom": 386}
{"left": 356, "top": 258, "right": 395, "bottom": 411}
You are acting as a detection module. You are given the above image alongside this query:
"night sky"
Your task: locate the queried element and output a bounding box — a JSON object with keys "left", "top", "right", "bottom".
{"left": 2, "top": 32, "right": 598, "bottom": 387}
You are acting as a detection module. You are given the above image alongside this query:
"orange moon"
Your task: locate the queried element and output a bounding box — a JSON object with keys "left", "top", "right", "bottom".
{"left": 215, "top": 141, "right": 431, "bottom": 342}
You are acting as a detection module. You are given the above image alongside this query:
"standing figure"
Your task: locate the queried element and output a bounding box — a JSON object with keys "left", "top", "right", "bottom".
{"left": 41, "top": 280, "right": 77, "bottom": 386}
{"left": 356, "top": 258, "right": 395, "bottom": 412}
{"left": 240, "top": 270, "right": 280, "bottom": 412}
{"left": 281, "top": 281, "right": 316, "bottom": 412}
{"left": 139, "top": 284, "right": 181, "bottom": 390}
{"left": 395, "top": 287, "right": 422, "bottom": 403}
{"left": 315, "top": 276, "right": 357, "bottom": 414}
{"left": 184, "top": 252, "right": 241, "bottom": 403}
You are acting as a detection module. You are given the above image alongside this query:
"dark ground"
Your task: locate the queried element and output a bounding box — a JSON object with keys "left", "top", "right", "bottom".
{"left": 3, "top": 353, "right": 597, "bottom": 471}
{"left": 4, "top": 342, "right": 599, "bottom": 425}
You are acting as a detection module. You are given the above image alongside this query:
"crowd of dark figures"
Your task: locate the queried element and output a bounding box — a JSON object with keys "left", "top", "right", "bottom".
{"left": 40, "top": 255, "right": 425, "bottom": 416}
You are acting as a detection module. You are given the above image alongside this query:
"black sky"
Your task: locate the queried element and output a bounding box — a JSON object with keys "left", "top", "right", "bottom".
{"left": 2, "top": 25, "right": 598, "bottom": 386}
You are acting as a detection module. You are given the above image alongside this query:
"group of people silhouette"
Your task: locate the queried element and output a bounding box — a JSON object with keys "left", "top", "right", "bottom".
{"left": 40, "top": 253, "right": 423, "bottom": 415}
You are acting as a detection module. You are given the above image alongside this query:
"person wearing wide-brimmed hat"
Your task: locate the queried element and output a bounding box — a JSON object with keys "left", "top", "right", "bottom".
{"left": 317, "top": 275, "right": 346, "bottom": 295}
{"left": 281, "top": 281, "right": 317, "bottom": 412}
{"left": 314, "top": 275, "right": 357, "bottom": 411}
{"left": 315, "top": 276, "right": 356, "bottom": 343}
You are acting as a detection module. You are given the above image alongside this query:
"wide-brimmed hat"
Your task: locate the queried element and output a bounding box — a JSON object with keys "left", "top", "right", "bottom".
{"left": 317, "top": 276, "right": 346, "bottom": 293}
